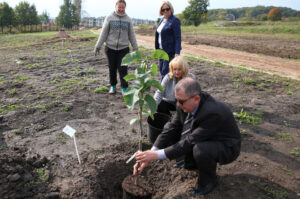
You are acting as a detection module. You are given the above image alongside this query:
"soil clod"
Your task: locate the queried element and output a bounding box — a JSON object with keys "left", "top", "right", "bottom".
{"left": 122, "top": 175, "right": 152, "bottom": 199}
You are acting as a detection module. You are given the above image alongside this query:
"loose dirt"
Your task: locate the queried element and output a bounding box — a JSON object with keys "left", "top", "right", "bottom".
{"left": 135, "top": 34, "right": 300, "bottom": 80}
{"left": 0, "top": 31, "right": 299, "bottom": 199}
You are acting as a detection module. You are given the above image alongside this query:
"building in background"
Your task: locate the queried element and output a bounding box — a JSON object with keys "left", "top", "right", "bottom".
{"left": 80, "top": 17, "right": 155, "bottom": 27}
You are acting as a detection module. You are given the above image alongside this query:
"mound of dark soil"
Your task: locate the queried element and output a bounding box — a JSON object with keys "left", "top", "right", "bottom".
{"left": 0, "top": 148, "right": 55, "bottom": 199}
{"left": 52, "top": 30, "right": 71, "bottom": 39}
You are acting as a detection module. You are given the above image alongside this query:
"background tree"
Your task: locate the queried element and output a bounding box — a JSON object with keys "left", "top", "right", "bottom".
{"left": 182, "top": 0, "right": 209, "bottom": 26}
{"left": 73, "top": 0, "right": 82, "bottom": 21}
{"left": 56, "top": 0, "right": 79, "bottom": 29}
{"left": 268, "top": 8, "right": 282, "bottom": 21}
{"left": 15, "top": 2, "right": 39, "bottom": 26}
{"left": 0, "top": 2, "right": 15, "bottom": 33}
{"left": 39, "top": 11, "right": 50, "bottom": 24}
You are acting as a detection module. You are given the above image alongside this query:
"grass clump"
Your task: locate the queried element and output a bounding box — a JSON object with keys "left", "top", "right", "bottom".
{"left": 234, "top": 108, "right": 263, "bottom": 125}
{"left": 242, "top": 77, "right": 255, "bottom": 85}
{"left": 275, "top": 132, "right": 293, "bottom": 142}
{"left": 9, "top": 88, "right": 16, "bottom": 96}
{"left": 56, "top": 132, "right": 68, "bottom": 144}
{"left": 290, "top": 147, "right": 300, "bottom": 157}
{"left": 35, "top": 167, "right": 49, "bottom": 182}
{"left": 13, "top": 77, "right": 30, "bottom": 83}
{"left": 0, "top": 76, "right": 5, "bottom": 85}
{"left": 62, "top": 104, "right": 72, "bottom": 112}
{"left": 94, "top": 86, "right": 108, "bottom": 93}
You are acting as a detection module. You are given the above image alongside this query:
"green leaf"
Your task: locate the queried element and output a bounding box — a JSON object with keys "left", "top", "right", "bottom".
{"left": 130, "top": 118, "right": 138, "bottom": 125}
{"left": 149, "top": 49, "right": 169, "bottom": 61}
{"left": 124, "top": 74, "right": 136, "bottom": 82}
{"left": 142, "top": 107, "right": 154, "bottom": 120}
{"left": 145, "top": 79, "right": 164, "bottom": 92}
{"left": 123, "top": 88, "right": 139, "bottom": 109}
{"left": 138, "top": 99, "right": 144, "bottom": 107}
{"left": 151, "top": 63, "right": 158, "bottom": 76}
{"left": 121, "top": 51, "right": 143, "bottom": 66}
{"left": 144, "top": 94, "right": 156, "bottom": 115}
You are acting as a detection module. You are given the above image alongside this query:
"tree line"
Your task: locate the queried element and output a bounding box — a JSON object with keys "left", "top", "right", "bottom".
{"left": 0, "top": 0, "right": 79, "bottom": 33}
{"left": 207, "top": 6, "right": 300, "bottom": 21}
{"left": 1, "top": 0, "right": 299, "bottom": 34}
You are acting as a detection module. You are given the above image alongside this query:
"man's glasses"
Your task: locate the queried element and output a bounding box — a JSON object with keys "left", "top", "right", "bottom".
{"left": 161, "top": 8, "right": 170, "bottom": 12}
{"left": 176, "top": 95, "right": 195, "bottom": 105}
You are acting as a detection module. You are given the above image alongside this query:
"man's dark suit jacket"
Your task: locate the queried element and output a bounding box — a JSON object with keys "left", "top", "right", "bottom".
{"left": 154, "top": 92, "right": 241, "bottom": 165}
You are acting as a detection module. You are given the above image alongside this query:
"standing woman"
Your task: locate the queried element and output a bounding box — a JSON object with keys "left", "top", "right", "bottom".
{"left": 155, "top": 1, "right": 182, "bottom": 82}
{"left": 94, "top": 0, "right": 138, "bottom": 94}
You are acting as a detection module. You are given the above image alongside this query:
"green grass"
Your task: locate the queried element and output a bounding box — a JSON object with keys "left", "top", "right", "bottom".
{"left": 70, "top": 30, "right": 98, "bottom": 38}
{"left": 62, "top": 104, "right": 72, "bottom": 112}
{"left": 13, "top": 76, "right": 30, "bottom": 83}
{"left": 9, "top": 88, "right": 16, "bottom": 96}
{"left": 94, "top": 86, "right": 108, "bottom": 93}
{"left": 275, "top": 132, "right": 294, "bottom": 142}
{"left": 25, "top": 63, "right": 41, "bottom": 68}
{"left": 0, "top": 76, "right": 4, "bottom": 85}
{"left": 0, "top": 104, "right": 20, "bottom": 114}
{"left": 56, "top": 132, "right": 68, "bottom": 144}
{"left": 0, "top": 30, "right": 96, "bottom": 48}
{"left": 234, "top": 109, "right": 263, "bottom": 125}
{"left": 242, "top": 77, "right": 255, "bottom": 85}
{"left": 290, "top": 147, "right": 300, "bottom": 157}
{"left": 181, "top": 21, "right": 300, "bottom": 39}
{"left": 35, "top": 167, "right": 49, "bottom": 182}
{"left": 0, "top": 32, "right": 56, "bottom": 47}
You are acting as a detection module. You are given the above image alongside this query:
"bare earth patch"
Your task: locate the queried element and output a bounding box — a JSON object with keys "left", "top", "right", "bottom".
{"left": 0, "top": 31, "right": 299, "bottom": 198}
{"left": 135, "top": 33, "right": 300, "bottom": 80}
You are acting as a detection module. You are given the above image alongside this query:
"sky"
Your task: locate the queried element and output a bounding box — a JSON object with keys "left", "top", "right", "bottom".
{"left": 1, "top": 0, "right": 299, "bottom": 20}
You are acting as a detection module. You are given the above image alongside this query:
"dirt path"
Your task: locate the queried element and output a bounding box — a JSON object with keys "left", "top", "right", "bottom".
{"left": 136, "top": 34, "right": 300, "bottom": 80}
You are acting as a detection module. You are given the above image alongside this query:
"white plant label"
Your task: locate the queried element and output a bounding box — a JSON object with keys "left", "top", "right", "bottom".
{"left": 63, "top": 125, "right": 76, "bottom": 138}
{"left": 62, "top": 125, "right": 81, "bottom": 164}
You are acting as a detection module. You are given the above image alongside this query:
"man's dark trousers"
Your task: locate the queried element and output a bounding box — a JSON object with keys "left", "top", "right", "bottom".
{"left": 185, "top": 141, "right": 240, "bottom": 186}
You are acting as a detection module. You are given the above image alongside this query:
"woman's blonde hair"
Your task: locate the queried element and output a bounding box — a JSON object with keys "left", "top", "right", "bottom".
{"left": 159, "top": 1, "right": 174, "bottom": 16}
{"left": 169, "top": 55, "right": 189, "bottom": 79}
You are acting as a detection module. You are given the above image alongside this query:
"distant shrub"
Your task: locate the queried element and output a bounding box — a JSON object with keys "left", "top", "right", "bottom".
{"left": 260, "top": 14, "right": 268, "bottom": 21}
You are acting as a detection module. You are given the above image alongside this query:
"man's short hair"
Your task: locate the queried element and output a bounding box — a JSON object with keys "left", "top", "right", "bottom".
{"left": 175, "top": 77, "right": 201, "bottom": 97}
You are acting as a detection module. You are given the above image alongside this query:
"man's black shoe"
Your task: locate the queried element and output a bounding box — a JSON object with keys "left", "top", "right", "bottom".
{"left": 192, "top": 177, "right": 218, "bottom": 196}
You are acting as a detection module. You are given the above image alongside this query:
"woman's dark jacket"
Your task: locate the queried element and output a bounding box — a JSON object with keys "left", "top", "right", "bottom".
{"left": 155, "top": 14, "right": 181, "bottom": 55}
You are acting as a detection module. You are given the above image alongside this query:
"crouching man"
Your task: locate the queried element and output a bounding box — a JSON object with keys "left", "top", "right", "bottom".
{"left": 133, "top": 77, "right": 241, "bottom": 196}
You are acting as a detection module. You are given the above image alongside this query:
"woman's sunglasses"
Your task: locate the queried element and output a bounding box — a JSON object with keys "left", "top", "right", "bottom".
{"left": 161, "top": 8, "right": 170, "bottom": 12}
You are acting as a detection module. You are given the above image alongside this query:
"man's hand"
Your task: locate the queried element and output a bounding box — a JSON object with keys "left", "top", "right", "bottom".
{"left": 136, "top": 150, "right": 159, "bottom": 163}
{"left": 132, "top": 150, "right": 159, "bottom": 175}
{"left": 94, "top": 47, "right": 100, "bottom": 56}
{"left": 133, "top": 162, "right": 149, "bottom": 175}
